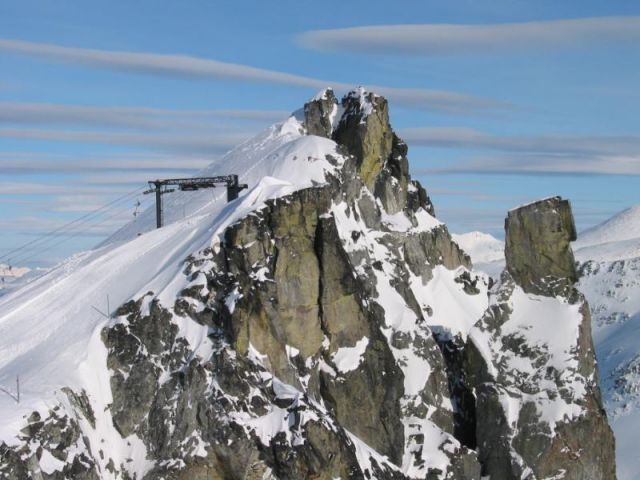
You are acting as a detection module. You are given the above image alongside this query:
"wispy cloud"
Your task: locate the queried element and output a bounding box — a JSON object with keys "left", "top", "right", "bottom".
{"left": 0, "top": 212, "right": 134, "bottom": 240}
{"left": 422, "top": 153, "right": 640, "bottom": 176}
{"left": 0, "top": 181, "right": 138, "bottom": 195}
{"left": 49, "top": 193, "right": 152, "bottom": 213}
{"left": 0, "top": 38, "right": 506, "bottom": 113}
{"left": 0, "top": 102, "right": 289, "bottom": 129}
{"left": 401, "top": 127, "right": 640, "bottom": 175}
{"left": 298, "top": 16, "right": 640, "bottom": 56}
{"left": 0, "top": 152, "right": 211, "bottom": 174}
{"left": 400, "top": 127, "right": 640, "bottom": 156}
{"left": 0, "top": 128, "right": 249, "bottom": 154}
{"left": 436, "top": 206, "right": 508, "bottom": 237}
{"left": 81, "top": 171, "right": 195, "bottom": 185}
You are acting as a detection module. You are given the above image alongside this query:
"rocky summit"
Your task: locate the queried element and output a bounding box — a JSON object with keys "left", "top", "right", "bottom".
{"left": 505, "top": 196, "right": 578, "bottom": 296}
{"left": 0, "top": 88, "right": 615, "bottom": 479}
{"left": 467, "top": 197, "right": 615, "bottom": 479}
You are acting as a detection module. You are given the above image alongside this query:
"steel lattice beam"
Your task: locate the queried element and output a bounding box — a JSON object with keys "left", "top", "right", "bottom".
{"left": 143, "top": 175, "right": 248, "bottom": 228}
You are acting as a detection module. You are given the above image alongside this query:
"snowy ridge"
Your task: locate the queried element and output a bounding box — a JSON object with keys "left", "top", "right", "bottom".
{"left": 452, "top": 231, "right": 504, "bottom": 279}
{"left": 573, "top": 207, "right": 640, "bottom": 480}
{"left": 452, "top": 232, "right": 503, "bottom": 265}
{"left": 0, "top": 90, "right": 460, "bottom": 478}
{"left": 576, "top": 205, "right": 640, "bottom": 249}
{"left": 106, "top": 114, "right": 339, "bottom": 244}
{"left": 0, "top": 89, "right": 613, "bottom": 479}
{"left": 0, "top": 109, "right": 347, "bottom": 470}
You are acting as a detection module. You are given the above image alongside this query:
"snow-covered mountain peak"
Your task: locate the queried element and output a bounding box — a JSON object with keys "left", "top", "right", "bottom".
{"left": 452, "top": 231, "right": 503, "bottom": 264}
{"left": 342, "top": 86, "right": 381, "bottom": 121}
{"left": 105, "top": 112, "right": 347, "bottom": 245}
{"left": 309, "top": 86, "right": 334, "bottom": 102}
{"left": 576, "top": 205, "right": 640, "bottom": 249}
{"left": 0, "top": 91, "right": 617, "bottom": 479}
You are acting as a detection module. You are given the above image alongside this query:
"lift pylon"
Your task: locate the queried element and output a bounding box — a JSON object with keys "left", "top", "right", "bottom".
{"left": 143, "top": 175, "right": 248, "bottom": 228}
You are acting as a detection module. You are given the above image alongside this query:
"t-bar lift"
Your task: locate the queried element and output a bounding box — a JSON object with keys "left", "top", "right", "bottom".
{"left": 144, "top": 175, "right": 248, "bottom": 228}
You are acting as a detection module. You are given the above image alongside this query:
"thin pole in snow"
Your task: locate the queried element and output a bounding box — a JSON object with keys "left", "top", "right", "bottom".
{"left": 0, "top": 377, "right": 19, "bottom": 403}
{"left": 91, "top": 294, "right": 112, "bottom": 319}
{"left": 91, "top": 306, "right": 109, "bottom": 319}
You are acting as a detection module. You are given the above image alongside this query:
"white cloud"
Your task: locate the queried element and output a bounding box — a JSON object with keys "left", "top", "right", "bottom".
{"left": 80, "top": 171, "right": 195, "bottom": 185}
{"left": 400, "top": 127, "right": 640, "bottom": 175}
{"left": 298, "top": 16, "right": 640, "bottom": 56}
{"left": 0, "top": 128, "right": 249, "bottom": 154}
{"left": 0, "top": 181, "right": 136, "bottom": 195}
{"left": 0, "top": 38, "right": 505, "bottom": 113}
{"left": 0, "top": 102, "right": 289, "bottom": 129}
{"left": 0, "top": 152, "right": 211, "bottom": 173}
{"left": 423, "top": 153, "right": 640, "bottom": 176}
{"left": 400, "top": 127, "right": 640, "bottom": 155}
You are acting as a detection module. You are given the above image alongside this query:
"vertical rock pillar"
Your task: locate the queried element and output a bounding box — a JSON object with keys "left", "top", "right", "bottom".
{"left": 466, "top": 196, "right": 617, "bottom": 480}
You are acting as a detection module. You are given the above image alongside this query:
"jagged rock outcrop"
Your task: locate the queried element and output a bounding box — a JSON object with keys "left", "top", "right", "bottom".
{"left": 0, "top": 90, "right": 615, "bottom": 480}
{"left": 305, "top": 87, "right": 435, "bottom": 217}
{"left": 303, "top": 88, "right": 337, "bottom": 138}
{"left": 466, "top": 197, "right": 616, "bottom": 479}
{"left": 505, "top": 196, "right": 578, "bottom": 295}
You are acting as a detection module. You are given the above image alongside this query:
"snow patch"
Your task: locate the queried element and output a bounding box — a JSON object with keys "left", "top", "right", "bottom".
{"left": 331, "top": 337, "right": 369, "bottom": 373}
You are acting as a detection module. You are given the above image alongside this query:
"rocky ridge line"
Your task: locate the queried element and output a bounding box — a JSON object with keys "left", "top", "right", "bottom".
{"left": 0, "top": 90, "right": 615, "bottom": 480}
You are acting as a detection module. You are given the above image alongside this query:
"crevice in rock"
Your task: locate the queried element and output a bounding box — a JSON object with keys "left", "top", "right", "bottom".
{"left": 433, "top": 333, "right": 477, "bottom": 450}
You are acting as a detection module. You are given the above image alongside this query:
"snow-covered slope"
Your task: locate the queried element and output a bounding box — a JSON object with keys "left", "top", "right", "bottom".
{"left": 0, "top": 112, "right": 345, "bottom": 446}
{"left": 576, "top": 205, "right": 640, "bottom": 249}
{"left": 573, "top": 206, "right": 640, "bottom": 480}
{"left": 453, "top": 231, "right": 504, "bottom": 278}
{"left": 105, "top": 112, "right": 334, "bottom": 244}
{"left": 0, "top": 89, "right": 616, "bottom": 479}
{"left": 452, "top": 232, "right": 503, "bottom": 264}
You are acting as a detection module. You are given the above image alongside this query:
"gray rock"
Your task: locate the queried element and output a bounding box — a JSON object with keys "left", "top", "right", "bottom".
{"left": 2, "top": 92, "right": 612, "bottom": 480}
{"left": 505, "top": 196, "right": 578, "bottom": 295}
{"left": 303, "top": 88, "right": 337, "bottom": 138}
{"left": 466, "top": 199, "right": 616, "bottom": 479}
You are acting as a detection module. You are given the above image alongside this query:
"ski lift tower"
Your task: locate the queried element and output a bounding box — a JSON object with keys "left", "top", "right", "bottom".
{"left": 144, "top": 175, "right": 248, "bottom": 229}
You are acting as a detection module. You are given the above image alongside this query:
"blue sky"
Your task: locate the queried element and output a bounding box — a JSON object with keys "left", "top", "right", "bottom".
{"left": 1, "top": 0, "right": 639, "bottom": 267}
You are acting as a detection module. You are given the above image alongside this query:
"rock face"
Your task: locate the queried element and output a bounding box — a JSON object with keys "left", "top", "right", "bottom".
{"left": 0, "top": 90, "right": 615, "bottom": 480}
{"left": 466, "top": 197, "right": 616, "bottom": 479}
{"left": 505, "top": 196, "right": 577, "bottom": 295}
{"left": 303, "top": 88, "right": 337, "bottom": 138}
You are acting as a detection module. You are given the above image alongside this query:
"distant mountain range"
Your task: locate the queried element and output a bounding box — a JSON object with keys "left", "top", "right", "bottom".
{"left": 0, "top": 264, "right": 34, "bottom": 298}
{"left": 0, "top": 264, "right": 30, "bottom": 279}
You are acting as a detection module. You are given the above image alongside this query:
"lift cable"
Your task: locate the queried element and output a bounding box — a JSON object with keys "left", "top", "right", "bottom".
{"left": 0, "top": 186, "right": 147, "bottom": 264}
{"left": 8, "top": 198, "right": 149, "bottom": 267}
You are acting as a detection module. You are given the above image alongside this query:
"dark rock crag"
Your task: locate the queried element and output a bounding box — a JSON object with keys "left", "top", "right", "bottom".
{"left": 505, "top": 196, "right": 578, "bottom": 296}
{"left": 0, "top": 90, "right": 615, "bottom": 480}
